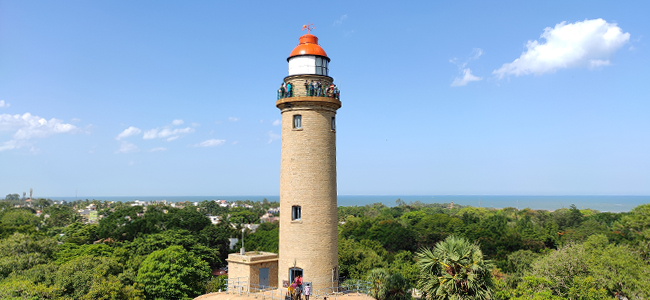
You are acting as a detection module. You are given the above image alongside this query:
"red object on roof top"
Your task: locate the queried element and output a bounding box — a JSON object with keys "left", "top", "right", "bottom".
{"left": 289, "top": 34, "right": 328, "bottom": 59}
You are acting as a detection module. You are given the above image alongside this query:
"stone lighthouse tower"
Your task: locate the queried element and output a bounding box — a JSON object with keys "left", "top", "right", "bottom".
{"left": 277, "top": 28, "right": 341, "bottom": 291}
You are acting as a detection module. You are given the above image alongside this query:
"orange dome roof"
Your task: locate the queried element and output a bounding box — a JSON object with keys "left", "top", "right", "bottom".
{"left": 288, "top": 34, "right": 329, "bottom": 60}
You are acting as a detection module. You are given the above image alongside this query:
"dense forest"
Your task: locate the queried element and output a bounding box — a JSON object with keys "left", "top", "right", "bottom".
{"left": 1, "top": 195, "right": 649, "bottom": 299}
{"left": 248, "top": 201, "right": 650, "bottom": 300}
{"left": 0, "top": 196, "right": 274, "bottom": 299}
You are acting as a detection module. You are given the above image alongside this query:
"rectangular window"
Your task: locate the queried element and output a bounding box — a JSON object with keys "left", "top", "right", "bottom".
{"left": 331, "top": 117, "right": 336, "bottom": 131}
{"left": 292, "top": 206, "right": 301, "bottom": 220}
{"left": 293, "top": 115, "right": 302, "bottom": 129}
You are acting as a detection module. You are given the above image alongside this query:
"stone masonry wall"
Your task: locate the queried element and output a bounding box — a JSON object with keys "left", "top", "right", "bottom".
{"left": 277, "top": 82, "right": 340, "bottom": 292}
{"left": 227, "top": 252, "right": 279, "bottom": 288}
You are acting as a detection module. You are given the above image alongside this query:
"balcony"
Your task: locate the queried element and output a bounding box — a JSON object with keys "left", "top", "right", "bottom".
{"left": 277, "top": 85, "right": 340, "bottom": 101}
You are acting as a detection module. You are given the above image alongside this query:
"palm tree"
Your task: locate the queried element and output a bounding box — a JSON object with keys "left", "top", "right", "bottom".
{"left": 368, "top": 268, "right": 389, "bottom": 300}
{"left": 367, "top": 268, "right": 412, "bottom": 300}
{"left": 416, "top": 235, "right": 494, "bottom": 300}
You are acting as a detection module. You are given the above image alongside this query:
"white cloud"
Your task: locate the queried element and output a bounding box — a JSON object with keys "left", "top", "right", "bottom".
{"left": 115, "top": 141, "right": 139, "bottom": 154}
{"left": 191, "top": 122, "right": 200, "bottom": 127}
{"left": 143, "top": 130, "right": 157, "bottom": 139}
{"left": 470, "top": 48, "right": 483, "bottom": 60}
{"left": 143, "top": 127, "right": 194, "bottom": 141}
{"left": 193, "top": 139, "right": 226, "bottom": 147}
{"left": 232, "top": 141, "right": 239, "bottom": 145}
{"left": 0, "top": 140, "right": 20, "bottom": 151}
{"left": 0, "top": 100, "right": 9, "bottom": 108}
{"left": 172, "top": 119, "right": 184, "bottom": 125}
{"left": 450, "top": 48, "right": 483, "bottom": 67}
{"left": 589, "top": 59, "right": 611, "bottom": 68}
{"left": 71, "top": 118, "right": 81, "bottom": 123}
{"left": 116, "top": 126, "right": 142, "bottom": 140}
{"left": 0, "top": 113, "right": 78, "bottom": 151}
{"left": 268, "top": 131, "right": 280, "bottom": 143}
{"left": 334, "top": 15, "right": 348, "bottom": 26}
{"left": 494, "top": 19, "right": 630, "bottom": 78}
{"left": 451, "top": 69, "right": 483, "bottom": 87}
{"left": 450, "top": 48, "right": 484, "bottom": 87}
{"left": 229, "top": 117, "right": 239, "bottom": 122}
{"left": 272, "top": 119, "right": 281, "bottom": 126}
{"left": 2, "top": 113, "right": 78, "bottom": 139}
{"left": 150, "top": 147, "right": 167, "bottom": 152}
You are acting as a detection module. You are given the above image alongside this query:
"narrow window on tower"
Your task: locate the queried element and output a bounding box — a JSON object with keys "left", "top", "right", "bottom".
{"left": 293, "top": 115, "right": 302, "bottom": 129}
{"left": 331, "top": 117, "right": 336, "bottom": 131}
{"left": 292, "top": 206, "right": 301, "bottom": 220}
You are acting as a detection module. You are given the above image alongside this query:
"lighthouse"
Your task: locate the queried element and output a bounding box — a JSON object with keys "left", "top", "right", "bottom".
{"left": 277, "top": 27, "right": 341, "bottom": 291}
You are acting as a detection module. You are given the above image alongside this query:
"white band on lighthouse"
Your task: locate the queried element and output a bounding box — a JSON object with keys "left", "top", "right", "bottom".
{"left": 288, "top": 56, "right": 329, "bottom": 76}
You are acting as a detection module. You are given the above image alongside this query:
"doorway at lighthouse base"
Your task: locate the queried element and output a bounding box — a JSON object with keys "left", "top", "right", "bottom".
{"left": 288, "top": 268, "right": 302, "bottom": 286}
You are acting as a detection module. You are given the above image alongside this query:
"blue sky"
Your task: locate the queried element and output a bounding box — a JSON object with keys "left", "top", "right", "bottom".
{"left": 1, "top": 1, "right": 649, "bottom": 197}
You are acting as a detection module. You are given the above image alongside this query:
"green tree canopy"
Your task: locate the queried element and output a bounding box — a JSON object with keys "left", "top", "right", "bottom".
{"left": 61, "top": 222, "right": 99, "bottom": 245}
{"left": 135, "top": 245, "right": 211, "bottom": 300}
{"left": 245, "top": 221, "right": 279, "bottom": 253}
{"left": 54, "top": 255, "right": 125, "bottom": 299}
{"left": 228, "top": 207, "right": 260, "bottom": 225}
{"left": 0, "top": 233, "right": 57, "bottom": 279}
{"left": 54, "top": 243, "right": 118, "bottom": 265}
{"left": 43, "top": 205, "right": 79, "bottom": 228}
{"left": 367, "top": 268, "right": 412, "bottom": 300}
{"left": 526, "top": 234, "right": 650, "bottom": 299}
{"left": 126, "top": 229, "right": 220, "bottom": 268}
{"left": 387, "top": 251, "right": 419, "bottom": 287}
{"left": 339, "top": 238, "right": 388, "bottom": 279}
{"left": 0, "top": 208, "right": 40, "bottom": 238}
{"left": 4, "top": 194, "right": 20, "bottom": 202}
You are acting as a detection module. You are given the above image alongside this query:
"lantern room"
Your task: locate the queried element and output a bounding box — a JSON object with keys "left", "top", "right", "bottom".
{"left": 287, "top": 34, "right": 330, "bottom": 76}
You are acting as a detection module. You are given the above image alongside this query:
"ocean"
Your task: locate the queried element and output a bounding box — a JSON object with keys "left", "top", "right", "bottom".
{"left": 45, "top": 195, "right": 649, "bottom": 213}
